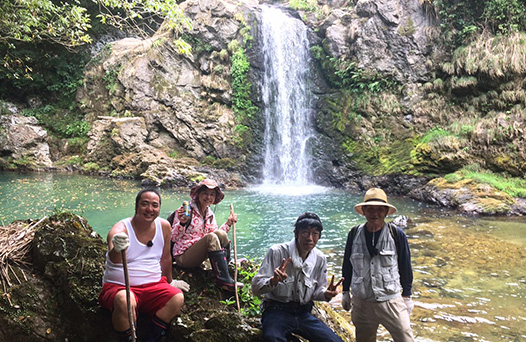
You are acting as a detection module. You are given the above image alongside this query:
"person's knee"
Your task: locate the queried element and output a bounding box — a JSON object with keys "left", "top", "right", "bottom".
{"left": 204, "top": 233, "right": 221, "bottom": 250}
{"left": 113, "top": 290, "right": 134, "bottom": 312}
{"left": 213, "top": 230, "right": 228, "bottom": 246}
{"left": 166, "top": 293, "right": 184, "bottom": 317}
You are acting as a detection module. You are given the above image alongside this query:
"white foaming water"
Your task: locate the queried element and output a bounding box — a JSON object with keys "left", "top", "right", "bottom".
{"left": 250, "top": 183, "right": 328, "bottom": 196}
{"left": 259, "top": 5, "right": 316, "bottom": 187}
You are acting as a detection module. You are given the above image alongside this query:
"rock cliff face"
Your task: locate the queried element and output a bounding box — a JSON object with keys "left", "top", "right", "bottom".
{"left": 314, "top": 0, "right": 437, "bottom": 82}
{"left": 75, "top": 0, "right": 261, "bottom": 186}
{"left": 75, "top": 0, "right": 441, "bottom": 187}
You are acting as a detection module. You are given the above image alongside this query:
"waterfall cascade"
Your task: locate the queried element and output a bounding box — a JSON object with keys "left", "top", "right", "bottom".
{"left": 257, "top": 5, "right": 325, "bottom": 195}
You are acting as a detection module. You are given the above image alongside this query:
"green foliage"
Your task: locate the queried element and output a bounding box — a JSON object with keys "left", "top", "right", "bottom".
{"left": 421, "top": 127, "right": 452, "bottom": 144}
{"left": 0, "top": 0, "right": 191, "bottom": 102}
{"left": 231, "top": 48, "right": 254, "bottom": 118}
{"left": 230, "top": 41, "right": 258, "bottom": 149}
{"left": 104, "top": 66, "right": 122, "bottom": 95}
{"left": 65, "top": 156, "right": 83, "bottom": 166}
{"left": 220, "top": 260, "right": 262, "bottom": 317}
{"left": 22, "top": 105, "right": 90, "bottom": 139}
{"left": 233, "top": 124, "right": 252, "bottom": 148}
{"left": 444, "top": 172, "right": 463, "bottom": 183}
{"left": 0, "top": 100, "right": 10, "bottom": 115}
{"left": 483, "top": 0, "right": 526, "bottom": 35}
{"left": 0, "top": 43, "right": 89, "bottom": 102}
{"left": 434, "top": 0, "right": 526, "bottom": 49}
{"left": 289, "top": 0, "right": 318, "bottom": 12}
{"left": 310, "top": 45, "right": 398, "bottom": 93}
{"left": 11, "top": 155, "right": 34, "bottom": 169}
{"left": 95, "top": 0, "right": 192, "bottom": 37}
{"left": 82, "top": 162, "right": 100, "bottom": 172}
{"left": 180, "top": 34, "right": 212, "bottom": 56}
{"left": 0, "top": 0, "right": 92, "bottom": 48}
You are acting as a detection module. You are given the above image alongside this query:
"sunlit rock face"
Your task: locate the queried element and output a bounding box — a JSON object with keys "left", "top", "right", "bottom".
{"left": 77, "top": 0, "right": 261, "bottom": 184}
{"left": 0, "top": 114, "right": 53, "bottom": 169}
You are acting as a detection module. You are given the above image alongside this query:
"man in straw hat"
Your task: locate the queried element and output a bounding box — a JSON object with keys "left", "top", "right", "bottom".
{"left": 341, "top": 188, "right": 415, "bottom": 342}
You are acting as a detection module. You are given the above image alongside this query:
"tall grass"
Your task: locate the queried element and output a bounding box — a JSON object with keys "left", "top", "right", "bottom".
{"left": 447, "top": 165, "right": 526, "bottom": 197}
{"left": 450, "top": 32, "right": 526, "bottom": 78}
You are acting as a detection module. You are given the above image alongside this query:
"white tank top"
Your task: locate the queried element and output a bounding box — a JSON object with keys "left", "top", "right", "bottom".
{"left": 102, "top": 217, "right": 164, "bottom": 286}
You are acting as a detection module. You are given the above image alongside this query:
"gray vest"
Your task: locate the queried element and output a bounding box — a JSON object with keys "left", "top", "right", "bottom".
{"left": 350, "top": 223, "right": 402, "bottom": 302}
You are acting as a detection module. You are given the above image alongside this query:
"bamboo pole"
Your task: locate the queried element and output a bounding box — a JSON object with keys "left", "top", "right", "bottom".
{"left": 121, "top": 249, "right": 136, "bottom": 342}
{"left": 230, "top": 204, "right": 240, "bottom": 314}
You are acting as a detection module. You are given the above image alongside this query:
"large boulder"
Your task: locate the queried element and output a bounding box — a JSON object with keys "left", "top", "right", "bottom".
{"left": 0, "top": 114, "right": 53, "bottom": 169}
{"left": 409, "top": 178, "right": 526, "bottom": 215}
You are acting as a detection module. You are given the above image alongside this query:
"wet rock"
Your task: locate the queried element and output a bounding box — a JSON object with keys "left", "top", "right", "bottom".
{"left": 409, "top": 177, "right": 526, "bottom": 216}
{"left": 390, "top": 215, "right": 413, "bottom": 229}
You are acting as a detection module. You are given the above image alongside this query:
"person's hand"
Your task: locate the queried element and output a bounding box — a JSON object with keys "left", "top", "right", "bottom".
{"left": 226, "top": 213, "right": 237, "bottom": 226}
{"left": 177, "top": 206, "right": 189, "bottom": 224}
{"left": 325, "top": 275, "right": 343, "bottom": 300}
{"left": 403, "top": 297, "right": 414, "bottom": 314}
{"left": 270, "top": 257, "right": 291, "bottom": 286}
{"left": 342, "top": 291, "right": 352, "bottom": 311}
{"left": 170, "top": 279, "right": 190, "bottom": 292}
{"left": 112, "top": 232, "right": 129, "bottom": 252}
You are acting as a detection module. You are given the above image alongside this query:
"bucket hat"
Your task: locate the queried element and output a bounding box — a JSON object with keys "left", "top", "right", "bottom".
{"left": 354, "top": 188, "right": 397, "bottom": 216}
{"left": 190, "top": 179, "right": 225, "bottom": 205}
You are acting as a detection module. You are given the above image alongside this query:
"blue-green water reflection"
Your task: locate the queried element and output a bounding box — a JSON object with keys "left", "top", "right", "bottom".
{"left": 1, "top": 171, "right": 525, "bottom": 342}
{"left": 0, "top": 171, "right": 426, "bottom": 267}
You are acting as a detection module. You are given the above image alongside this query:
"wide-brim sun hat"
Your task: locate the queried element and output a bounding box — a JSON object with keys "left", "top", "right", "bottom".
{"left": 190, "top": 179, "right": 225, "bottom": 205}
{"left": 354, "top": 188, "right": 397, "bottom": 216}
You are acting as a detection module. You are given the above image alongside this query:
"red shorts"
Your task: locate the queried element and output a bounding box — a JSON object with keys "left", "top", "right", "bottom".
{"left": 98, "top": 276, "right": 182, "bottom": 316}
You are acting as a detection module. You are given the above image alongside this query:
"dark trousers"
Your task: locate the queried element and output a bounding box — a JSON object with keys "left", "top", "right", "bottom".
{"left": 261, "top": 301, "right": 343, "bottom": 342}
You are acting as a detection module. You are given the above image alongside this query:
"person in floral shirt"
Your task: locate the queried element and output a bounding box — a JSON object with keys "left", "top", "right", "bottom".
{"left": 170, "top": 179, "right": 242, "bottom": 291}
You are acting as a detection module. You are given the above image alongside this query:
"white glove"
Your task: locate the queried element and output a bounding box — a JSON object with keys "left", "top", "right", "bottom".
{"left": 112, "top": 232, "right": 129, "bottom": 252}
{"left": 342, "top": 291, "right": 352, "bottom": 311}
{"left": 403, "top": 297, "right": 414, "bottom": 314}
{"left": 170, "top": 279, "right": 190, "bottom": 292}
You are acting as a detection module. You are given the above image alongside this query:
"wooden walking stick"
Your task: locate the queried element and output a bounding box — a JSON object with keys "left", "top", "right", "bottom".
{"left": 230, "top": 204, "right": 241, "bottom": 314}
{"left": 121, "top": 249, "right": 137, "bottom": 342}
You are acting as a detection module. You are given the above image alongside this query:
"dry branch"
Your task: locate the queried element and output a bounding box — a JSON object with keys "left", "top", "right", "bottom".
{"left": 0, "top": 217, "right": 46, "bottom": 302}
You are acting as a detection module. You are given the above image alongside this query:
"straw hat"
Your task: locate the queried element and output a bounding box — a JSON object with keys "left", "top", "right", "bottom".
{"left": 354, "top": 188, "right": 397, "bottom": 216}
{"left": 190, "top": 179, "right": 225, "bottom": 205}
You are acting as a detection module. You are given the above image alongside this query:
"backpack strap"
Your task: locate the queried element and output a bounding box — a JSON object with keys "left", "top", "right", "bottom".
{"left": 348, "top": 224, "right": 360, "bottom": 255}
{"left": 387, "top": 222, "right": 400, "bottom": 254}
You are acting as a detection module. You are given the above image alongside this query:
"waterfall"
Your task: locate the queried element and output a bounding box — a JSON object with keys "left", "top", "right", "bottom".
{"left": 258, "top": 5, "right": 322, "bottom": 195}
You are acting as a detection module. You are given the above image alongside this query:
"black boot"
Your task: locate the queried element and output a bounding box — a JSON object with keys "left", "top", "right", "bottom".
{"left": 223, "top": 242, "right": 231, "bottom": 264}
{"left": 143, "top": 315, "right": 169, "bottom": 342}
{"left": 116, "top": 327, "right": 133, "bottom": 342}
{"left": 208, "top": 250, "right": 243, "bottom": 291}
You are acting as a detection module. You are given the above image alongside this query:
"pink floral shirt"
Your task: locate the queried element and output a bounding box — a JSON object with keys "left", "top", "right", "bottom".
{"left": 171, "top": 203, "right": 230, "bottom": 257}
